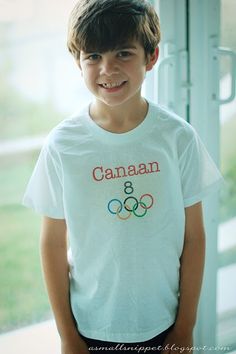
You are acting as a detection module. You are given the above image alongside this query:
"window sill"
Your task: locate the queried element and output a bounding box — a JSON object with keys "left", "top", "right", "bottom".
{"left": 0, "top": 320, "right": 60, "bottom": 354}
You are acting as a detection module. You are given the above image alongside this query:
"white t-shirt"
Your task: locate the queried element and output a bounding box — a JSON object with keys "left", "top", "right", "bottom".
{"left": 22, "top": 101, "right": 223, "bottom": 342}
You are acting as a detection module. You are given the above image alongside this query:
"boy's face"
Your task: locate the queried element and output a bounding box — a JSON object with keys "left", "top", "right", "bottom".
{"left": 78, "top": 40, "right": 158, "bottom": 108}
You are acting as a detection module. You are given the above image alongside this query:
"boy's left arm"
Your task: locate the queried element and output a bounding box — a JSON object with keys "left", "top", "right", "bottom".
{"left": 162, "top": 202, "right": 206, "bottom": 353}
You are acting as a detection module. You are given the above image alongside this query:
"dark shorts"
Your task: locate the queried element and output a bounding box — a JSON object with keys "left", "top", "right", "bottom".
{"left": 80, "top": 325, "right": 173, "bottom": 353}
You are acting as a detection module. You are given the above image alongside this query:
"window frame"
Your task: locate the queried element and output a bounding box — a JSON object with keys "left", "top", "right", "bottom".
{"left": 149, "top": 0, "right": 223, "bottom": 350}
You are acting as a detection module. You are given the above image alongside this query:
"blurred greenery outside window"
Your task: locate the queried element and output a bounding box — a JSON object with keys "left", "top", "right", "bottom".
{"left": 217, "top": 0, "right": 236, "bottom": 348}
{"left": 0, "top": 0, "right": 91, "bottom": 332}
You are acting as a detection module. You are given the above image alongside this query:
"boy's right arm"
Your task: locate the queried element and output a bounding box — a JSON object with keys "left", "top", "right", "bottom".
{"left": 40, "top": 216, "right": 90, "bottom": 354}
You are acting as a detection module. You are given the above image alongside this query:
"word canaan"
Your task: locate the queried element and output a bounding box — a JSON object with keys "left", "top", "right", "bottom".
{"left": 92, "top": 161, "right": 160, "bottom": 182}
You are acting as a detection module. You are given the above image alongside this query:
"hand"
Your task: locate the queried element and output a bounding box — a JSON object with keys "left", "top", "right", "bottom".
{"left": 161, "top": 326, "right": 193, "bottom": 354}
{"left": 61, "top": 334, "right": 90, "bottom": 354}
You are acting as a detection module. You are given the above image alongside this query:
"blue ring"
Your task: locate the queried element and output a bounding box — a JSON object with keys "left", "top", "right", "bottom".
{"left": 108, "top": 199, "right": 123, "bottom": 215}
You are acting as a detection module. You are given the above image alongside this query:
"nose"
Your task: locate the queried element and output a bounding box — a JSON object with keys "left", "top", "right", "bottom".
{"left": 99, "top": 57, "right": 119, "bottom": 76}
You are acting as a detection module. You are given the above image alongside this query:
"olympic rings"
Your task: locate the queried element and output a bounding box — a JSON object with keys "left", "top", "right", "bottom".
{"left": 107, "top": 194, "right": 154, "bottom": 220}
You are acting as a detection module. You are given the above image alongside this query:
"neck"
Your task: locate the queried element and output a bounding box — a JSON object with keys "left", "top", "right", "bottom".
{"left": 89, "top": 96, "right": 148, "bottom": 133}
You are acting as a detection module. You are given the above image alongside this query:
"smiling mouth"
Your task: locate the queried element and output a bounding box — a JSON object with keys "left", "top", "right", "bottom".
{"left": 98, "top": 81, "right": 127, "bottom": 89}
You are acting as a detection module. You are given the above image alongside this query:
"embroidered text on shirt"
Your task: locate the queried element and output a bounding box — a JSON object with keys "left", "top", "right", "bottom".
{"left": 92, "top": 161, "right": 160, "bottom": 182}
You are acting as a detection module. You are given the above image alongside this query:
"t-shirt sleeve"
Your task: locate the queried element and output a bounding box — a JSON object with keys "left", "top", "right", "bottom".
{"left": 22, "top": 142, "right": 65, "bottom": 219}
{"left": 179, "top": 129, "right": 224, "bottom": 208}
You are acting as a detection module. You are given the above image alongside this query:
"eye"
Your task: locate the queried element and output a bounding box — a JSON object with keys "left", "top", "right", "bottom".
{"left": 117, "top": 51, "right": 132, "bottom": 58}
{"left": 87, "top": 54, "right": 101, "bottom": 62}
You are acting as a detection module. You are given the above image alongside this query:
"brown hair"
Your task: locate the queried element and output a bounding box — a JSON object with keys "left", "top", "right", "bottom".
{"left": 67, "top": 0, "right": 161, "bottom": 60}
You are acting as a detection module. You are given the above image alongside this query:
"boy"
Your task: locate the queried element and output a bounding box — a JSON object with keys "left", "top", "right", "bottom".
{"left": 23, "top": 1, "right": 223, "bottom": 353}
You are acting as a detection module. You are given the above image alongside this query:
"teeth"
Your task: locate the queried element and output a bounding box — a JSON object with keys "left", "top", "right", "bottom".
{"left": 102, "top": 82, "right": 124, "bottom": 88}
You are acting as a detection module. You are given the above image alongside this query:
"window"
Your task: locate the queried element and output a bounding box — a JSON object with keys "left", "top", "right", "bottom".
{"left": 217, "top": 0, "right": 236, "bottom": 350}
{"left": 155, "top": 0, "right": 236, "bottom": 351}
{"left": 0, "top": 0, "right": 91, "bottom": 335}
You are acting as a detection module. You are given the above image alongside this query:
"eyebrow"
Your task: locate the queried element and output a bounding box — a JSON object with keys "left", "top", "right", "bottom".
{"left": 115, "top": 45, "right": 138, "bottom": 50}
{"left": 81, "top": 45, "right": 138, "bottom": 55}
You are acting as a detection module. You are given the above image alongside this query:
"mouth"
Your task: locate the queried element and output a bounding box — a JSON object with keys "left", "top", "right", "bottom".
{"left": 98, "top": 81, "right": 127, "bottom": 90}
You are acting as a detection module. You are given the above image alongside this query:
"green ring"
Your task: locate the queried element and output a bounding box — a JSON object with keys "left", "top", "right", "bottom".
{"left": 132, "top": 201, "right": 147, "bottom": 218}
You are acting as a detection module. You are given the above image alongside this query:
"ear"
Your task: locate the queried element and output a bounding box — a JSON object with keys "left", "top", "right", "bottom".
{"left": 146, "top": 47, "right": 159, "bottom": 71}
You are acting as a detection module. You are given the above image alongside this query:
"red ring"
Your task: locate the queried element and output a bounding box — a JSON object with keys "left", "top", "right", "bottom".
{"left": 139, "top": 194, "right": 154, "bottom": 209}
